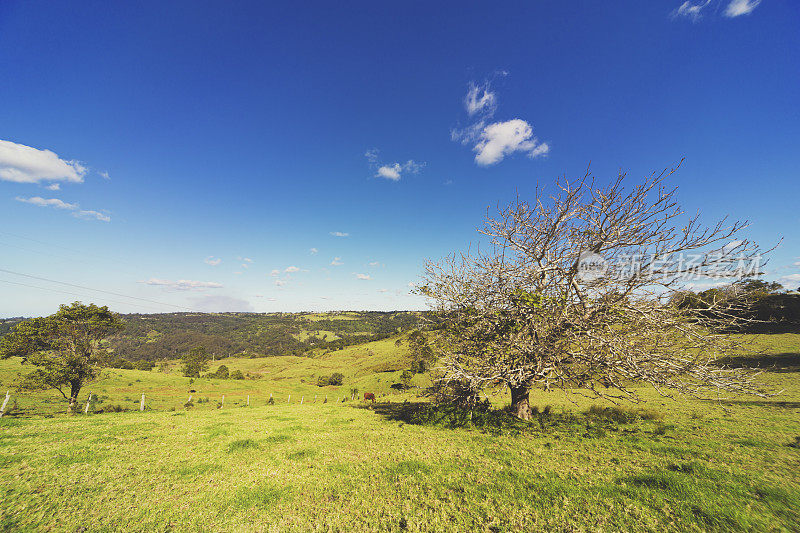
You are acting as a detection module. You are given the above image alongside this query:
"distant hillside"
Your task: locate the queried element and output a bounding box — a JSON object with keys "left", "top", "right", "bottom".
{"left": 103, "top": 311, "right": 428, "bottom": 361}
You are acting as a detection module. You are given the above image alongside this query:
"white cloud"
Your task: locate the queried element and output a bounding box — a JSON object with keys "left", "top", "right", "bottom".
{"left": 374, "top": 160, "right": 425, "bottom": 181}
{"left": 15, "top": 195, "right": 110, "bottom": 222}
{"left": 672, "top": 0, "right": 711, "bottom": 21}
{"left": 778, "top": 273, "right": 800, "bottom": 290}
{"left": 204, "top": 256, "right": 221, "bottom": 266}
{"left": 141, "top": 278, "right": 223, "bottom": 291}
{"left": 310, "top": 247, "right": 318, "bottom": 254}
{"left": 367, "top": 149, "right": 425, "bottom": 182}
{"left": 724, "top": 0, "right": 761, "bottom": 16}
{"left": 452, "top": 81, "right": 549, "bottom": 167}
{"left": 99, "top": 171, "right": 110, "bottom": 180}
{"left": 473, "top": 119, "right": 549, "bottom": 166}
{"left": 464, "top": 81, "right": 497, "bottom": 116}
{"left": 15, "top": 196, "right": 77, "bottom": 210}
{"left": 45, "top": 183, "right": 60, "bottom": 191}
{"left": 74, "top": 209, "right": 111, "bottom": 222}
{"left": 0, "top": 140, "right": 87, "bottom": 184}
{"left": 284, "top": 266, "right": 300, "bottom": 273}
{"left": 377, "top": 164, "right": 402, "bottom": 180}
{"left": 269, "top": 269, "right": 280, "bottom": 277}
{"left": 330, "top": 231, "right": 349, "bottom": 237}
{"left": 368, "top": 261, "right": 380, "bottom": 267}
{"left": 331, "top": 257, "right": 343, "bottom": 266}
{"left": 355, "top": 273, "right": 371, "bottom": 280}
{"left": 274, "top": 279, "right": 287, "bottom": 287}
{"left": 378, "top": 288, "right": 389, "bottom": 293}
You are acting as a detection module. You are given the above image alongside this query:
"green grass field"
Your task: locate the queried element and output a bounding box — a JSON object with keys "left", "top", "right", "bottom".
{"left": 1, "top": 334, "right": 798, "bottom": 531}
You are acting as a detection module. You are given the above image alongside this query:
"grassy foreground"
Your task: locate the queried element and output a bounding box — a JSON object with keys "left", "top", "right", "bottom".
{"left": 0, "top": 335, "right": 798, "bottom": 531}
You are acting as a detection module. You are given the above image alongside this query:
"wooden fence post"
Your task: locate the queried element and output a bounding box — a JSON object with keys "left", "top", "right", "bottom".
{"left": 301, "top": 396, "right": 304, "bottom": 405}
{"left": 247, "top": 395, "right": 250, "bottom": 406}
{"left": 140, "top": 393, "right": 145, "bottom": 412}
{"left": 288, "top": 394, "right": 291, "bottom": 403}
{"left": 0, "top": 391, "right": 10, "bottom": 418}
{"left": 84, "top": 394, "right": 91, "bottom": 414}
{"left": 221, "top": 395, "right": 225, "bottom": 408}
{"left": 314, "top": 395, "right": 317, "bottom": 403}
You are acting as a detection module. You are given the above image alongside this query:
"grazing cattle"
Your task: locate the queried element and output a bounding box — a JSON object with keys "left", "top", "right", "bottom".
{"left": 363, "top": 392, "right": 375, "bottom": 402}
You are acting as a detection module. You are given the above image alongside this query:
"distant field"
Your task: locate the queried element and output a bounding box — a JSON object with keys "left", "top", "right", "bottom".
{"left": 0, "top": 336, "right": 421, "bottom": 417}
{"left": 0, "top": 334, "right": 798, "bottom": 531}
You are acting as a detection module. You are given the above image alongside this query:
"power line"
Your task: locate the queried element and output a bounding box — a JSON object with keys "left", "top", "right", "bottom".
{"left": 0, "top": 278, "right": 173, "bottom": 313}
{"left": 0, "top": 268, "right": 195, "bottom": 312}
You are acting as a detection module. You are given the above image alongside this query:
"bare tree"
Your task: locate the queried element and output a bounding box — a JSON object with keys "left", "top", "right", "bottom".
{"left": 419, "top": 163, "right": 773, "bottom": 419}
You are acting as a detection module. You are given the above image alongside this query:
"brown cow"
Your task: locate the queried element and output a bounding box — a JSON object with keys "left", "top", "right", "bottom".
{"left": 363, "top": 392, "right": 375, "bottom": 403}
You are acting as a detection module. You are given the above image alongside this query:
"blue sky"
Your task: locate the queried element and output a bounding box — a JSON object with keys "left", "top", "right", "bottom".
{"left": 0, "top": 0, "right": 798, "bottom": 316}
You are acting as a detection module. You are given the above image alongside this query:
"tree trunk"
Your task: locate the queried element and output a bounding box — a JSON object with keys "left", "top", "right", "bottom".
{"left": 67, "top": 395, "right": 77, "bottom": 415}
{"left": 510, "top": 384, "right": 532, "bottom": 420}
{"left": 67, "top": 381, "right": 81, "bottom": 415}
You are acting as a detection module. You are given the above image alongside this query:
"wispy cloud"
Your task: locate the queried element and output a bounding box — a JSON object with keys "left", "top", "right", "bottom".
{"left": 330, "top": 257, "right": 343, "bottom": 266}
{"left": 672, "top": 0, "right": 760, "bottom": 21}
{"left": 284, "top": 266, "right": 300, "bottom": 273}
{"left": 368, "top": 261, "right": 380, "bottom": 267}
{"left": 274, "top": 279, "right": 287, "bottom": 287}
{"left": 355, "top": 273, "right": 371, "bottom": 280}
{"left": 330, "top": 231, "right": 349, "bottom": 237}
{"left": 724, "top": 0, "right": 761, "bottom": 17}
{"left": 269, "top": 269, "right": 280, "bottom": 277}
{"left": 464, "top": 81, "right": 497, "bottom": 116}
{"left": 99, "top": 170, "right": 111, "bottom": 180}
{"left": 15, "top": 196, "right": 77, "bottom": 210}
{"left": 204, "top": 256, "right": 222, "bottom": 266}
{"left": 310, "top": 247, "right": 318, "bottom": 254}
{"left": 452, "top": 79, "right": 549, "bottom": 166}
{"left": 141, "top": 278, "right": 223, "bottom": 291}
{"left": 15, "top": 196, "right": 110, "bottom": 222}
{"left": 0, "top": 139, "right": 87, "bottom": 184}
{"left": 73, "top": 209, "right": 111, "bottom": 222}
{"left": 672, "top": 0, "right": 711, "bottom": 21}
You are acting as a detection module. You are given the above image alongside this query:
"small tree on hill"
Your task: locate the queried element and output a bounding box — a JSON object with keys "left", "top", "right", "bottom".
{"left": 419, "top": 164, "right": 772, "bottom": 419}
{"left": 329, "top": 372, "right": 344, "bottom": 386}
{"left": 181, "top": 346, "right": 210, "bottom": 377}
{"left": 0, "top": 302, "right": 124, "bottom": 414}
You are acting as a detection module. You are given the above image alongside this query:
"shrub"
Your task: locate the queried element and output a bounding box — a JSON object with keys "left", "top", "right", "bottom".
{"left": 104, "top": 404, "right": 126, "bottom": 413}
{"left": 213, "top": 365, "right": 229, "bottom": 379}
{"left": 230, "top": 370, "right": 244, "bottom": 380}
{"left": 267, "top": 396, "right": 275, "bottom": 405}
{"left": 329, "top": 373, "right": 344, "bottom": 386}
{"left": 134, "top": 360, "right": 155, "bottom": 371}
{"left": 317, "top": 375, "right": 330, "bottom": 387}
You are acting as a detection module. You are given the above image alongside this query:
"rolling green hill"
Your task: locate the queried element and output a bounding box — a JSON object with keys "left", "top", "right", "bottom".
{"left": 102, "top": 310, "right": 428, "bottom": 361}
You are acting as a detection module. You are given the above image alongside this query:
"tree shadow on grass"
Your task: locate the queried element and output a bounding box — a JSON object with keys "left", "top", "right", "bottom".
{"left": 715, "top": 352, "right": 800, "bottom": 373}
{"left": 355, "top": 401, "right": 666, "bottom": 437}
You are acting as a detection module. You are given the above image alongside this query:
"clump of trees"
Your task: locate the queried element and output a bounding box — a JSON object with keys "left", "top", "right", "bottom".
{"left": 181, "top": 347, "right": 210, "bottom": 377}
{"left": 419, "top": 164, "right": 772, "bottom": 419}
{"left": 317, "top": 372, "right": 344, "bottom": 387}
{"left": 0, "top": 302, "right": 124, "bottom": 414}
{"left": 673, "top": 279, "right": 800, "bottom": 332}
